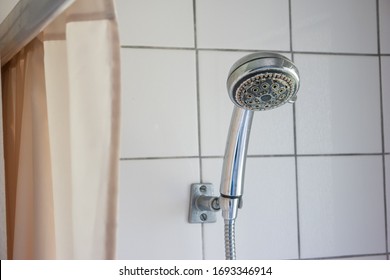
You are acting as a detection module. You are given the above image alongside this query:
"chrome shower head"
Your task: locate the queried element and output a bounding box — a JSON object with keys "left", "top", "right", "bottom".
{"left": 227, "top": 52, "right": 300, "bottom": 111}
{"left": 220, "top": 52, "right": 301, "bottom": 260}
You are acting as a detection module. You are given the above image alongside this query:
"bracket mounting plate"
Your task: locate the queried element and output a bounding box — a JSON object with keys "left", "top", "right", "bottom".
{"left": 188, "top": 183, "right": 218, "bottom": 223}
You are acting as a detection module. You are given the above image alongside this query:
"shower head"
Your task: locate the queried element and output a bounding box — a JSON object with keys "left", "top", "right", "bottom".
{"left": 227, "top": 52, "right": 300, "bottom": 111}
{"left": 220, "top": 52, "right": 301, "bottom": 260}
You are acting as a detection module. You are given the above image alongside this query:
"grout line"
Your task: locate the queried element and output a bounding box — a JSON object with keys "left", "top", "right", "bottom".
{"left": 376, "top": 0, "right": 389, "bottom": 257}
{"left": 120, "top": 45, "right": 291, "bottom": 53}
{"left": 120, "top": 44, "right": 390, "bottom": 57}
{"left": 120, "top": 45, "right": 195, "bottom": 51}
{"left": 247, "top": 154, "right": 295, "bottom": 158}
{"left": 301, "top": 252, "right": 389, "bottom": 260}
{"left": 248, "top": 152, "right": 390, "bottom": 158}
{"left": 197, "top": 48, "right": 291, "bottom": 54}
{"left": 119, "top": 152, "right": 390, "bottom": 161}
{"left": 291, "top": 50, "right": 379, "bottom": 57}
{"left": 192, "top": 0, "right": 203, "bottom": 184}
{"left": 293, "top": 53, "right": 303, "bottom": 261}
{"left": 295, "top": 152, "right": 388, "bottom": 157}
{"left": 120, "top": 156, "right": 200, "bottom": 161}
{"left": 288, "top": 0, "right": 294, "bottom": 54}
{"left": 288, "top": 0, "right": 301, "bottom": 260}
{"left": 201, "top": 223, "right": 206, "bottom": 260}
{"left": 192, "top": 0, "right": 206, "bottom": 260}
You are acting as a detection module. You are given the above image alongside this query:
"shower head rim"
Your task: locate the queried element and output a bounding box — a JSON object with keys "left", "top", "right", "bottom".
{"left": 228, "top": 52, "right": 293, "bottom": 76}
{"left": 227, "top": 52, "right": 300, "bottom": 111}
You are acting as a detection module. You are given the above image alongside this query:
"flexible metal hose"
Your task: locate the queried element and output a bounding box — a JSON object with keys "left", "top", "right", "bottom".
{"left": 224, "top": 219, "right": 236, "bottom": 260}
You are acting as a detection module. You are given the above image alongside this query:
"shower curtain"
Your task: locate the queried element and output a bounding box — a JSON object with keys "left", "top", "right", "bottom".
{"left": 0, "top": 0, "right": 120, "bottom": 259}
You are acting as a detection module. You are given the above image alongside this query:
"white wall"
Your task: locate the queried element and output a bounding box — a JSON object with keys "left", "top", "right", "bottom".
{"left": 0, "top": 0, "right": 19, "bottom": 23}
{"left": 115, "top": 0, "right": 390, "bottom": 260}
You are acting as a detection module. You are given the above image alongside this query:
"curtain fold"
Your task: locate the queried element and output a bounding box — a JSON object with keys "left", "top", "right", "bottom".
{"left": 0, "top": 0, "right": 120, "bottom": 259}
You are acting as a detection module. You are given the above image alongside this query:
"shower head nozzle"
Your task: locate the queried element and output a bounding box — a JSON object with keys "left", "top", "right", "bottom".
{"left": 227, "top": 52, "right": 300, "bottom": 111}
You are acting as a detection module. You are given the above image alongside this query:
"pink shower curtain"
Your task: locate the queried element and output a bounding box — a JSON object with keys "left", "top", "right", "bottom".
{"left": 0, "top": 0, "right": 120, "bottom": 259}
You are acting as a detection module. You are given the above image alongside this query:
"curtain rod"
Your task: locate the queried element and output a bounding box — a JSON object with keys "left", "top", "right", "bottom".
{"left": 0, "top": 0, "right": 75, "bottom": 66}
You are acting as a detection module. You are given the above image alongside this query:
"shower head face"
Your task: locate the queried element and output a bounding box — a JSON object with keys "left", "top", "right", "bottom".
{"left": 227, "top": 52, "right": 300, "bottom": 111}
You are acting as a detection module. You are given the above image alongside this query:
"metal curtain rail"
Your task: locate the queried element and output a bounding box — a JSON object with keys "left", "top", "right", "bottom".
{"left": 0, "top": 0, "right": 75, "bottom": 66}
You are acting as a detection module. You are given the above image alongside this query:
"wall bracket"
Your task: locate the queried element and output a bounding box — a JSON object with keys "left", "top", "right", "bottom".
{"left": 188, "top": 183, "right": 220, "bottom": 223}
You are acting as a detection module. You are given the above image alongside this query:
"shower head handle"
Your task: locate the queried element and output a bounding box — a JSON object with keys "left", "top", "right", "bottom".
{"left": 220, "top": 107, "right": 253, "bottom": 220}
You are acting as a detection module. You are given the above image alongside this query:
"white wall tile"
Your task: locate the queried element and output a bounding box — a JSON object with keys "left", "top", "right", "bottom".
{"left": 199, "top": 51, "right": 295, "bottom": 156}
{"left": 199, "top": 158, "right": 225, "bottom": 260}
{"left": 379, "top": 0, "right": 390, "bottom": 53}
{"left": 120, "top": 48, "right": 199, "bottom": 158}
{"left": 117, "top": 159, "right": 202, "bottom": 259}
{"left": 115, "top": 0, "right": 194, "bottom": 47}
{"left": 292, "top": 0, "right": 378, "bottom": 53}
{"left": 196, "top": 0, "right": 290, "bottom": 51}
{"left": 202, "top": 157, "right": 298, "bottom": 259}
{"left": 382, "top": 56, "right": 390, "bottom": 152}
{"left": 295, "top": 54, "right": 382, "bottom": 154}
{"left": 298, "top": 156, "right": 386, "bottom": 259}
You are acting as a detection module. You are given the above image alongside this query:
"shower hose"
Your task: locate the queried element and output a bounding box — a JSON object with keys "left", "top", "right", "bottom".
{"left": 224, "top": 219, "right": 236, "bottom": 260}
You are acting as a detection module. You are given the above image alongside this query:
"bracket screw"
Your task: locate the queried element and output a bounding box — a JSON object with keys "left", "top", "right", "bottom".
{"left": 199, "top": 185, "right": 207, "bottom": 192}
{"left": 211, "top": 198, "right": 220, "bottom": 210}
{"left": 200, "top": 213, "right": 208, "bottom": 221}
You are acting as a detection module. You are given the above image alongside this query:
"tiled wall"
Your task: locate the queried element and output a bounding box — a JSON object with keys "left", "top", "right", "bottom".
{"left": 116, "top": 0, "right": 390, "bottom": 260}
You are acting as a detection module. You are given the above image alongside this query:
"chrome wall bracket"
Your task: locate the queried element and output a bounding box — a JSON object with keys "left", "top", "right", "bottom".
{"left": 188, "top": 183, "right": 220, "bottom": 223}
